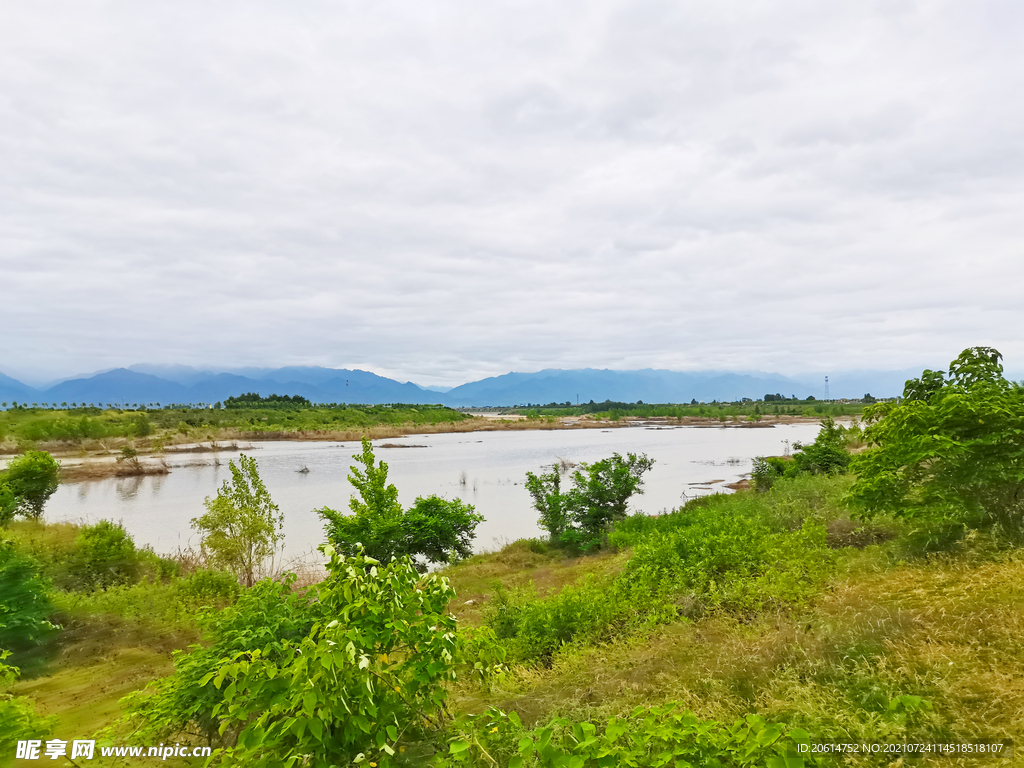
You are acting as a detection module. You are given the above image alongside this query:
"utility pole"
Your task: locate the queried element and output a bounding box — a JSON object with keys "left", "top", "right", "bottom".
{"left": 825, "top": 376, "right": 830, "bottom": 403}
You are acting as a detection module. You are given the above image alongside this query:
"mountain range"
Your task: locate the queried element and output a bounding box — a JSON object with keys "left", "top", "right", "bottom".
{"left": 0, "top": 363, "right": 929, "bottom": 407}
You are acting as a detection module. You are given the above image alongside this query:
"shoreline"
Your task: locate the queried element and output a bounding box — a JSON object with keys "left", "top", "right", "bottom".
{"left": 41, "top": 414, "right": 824, "bottom": 483}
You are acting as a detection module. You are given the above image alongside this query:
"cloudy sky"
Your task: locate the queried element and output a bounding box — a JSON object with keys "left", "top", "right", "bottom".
{"left": 2, "top": 1, "right": 1022, "bottom": 386}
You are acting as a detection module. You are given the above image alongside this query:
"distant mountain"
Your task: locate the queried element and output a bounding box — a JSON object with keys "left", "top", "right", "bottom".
{"left": 0, "top": 362, "right": 928, "bottom": 409}
{"left": 46, "top": 369, "right": 192, "bottom": 405}
{"left": 0, "top": 372, "right": 37, "bottom": 403}
{"left": 443, "top": 368, "right": 822, "bottom": 406}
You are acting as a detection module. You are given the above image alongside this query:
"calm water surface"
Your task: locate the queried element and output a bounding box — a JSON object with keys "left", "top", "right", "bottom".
{"left": 44, "top": 423, "right": 821, "bottom": 558}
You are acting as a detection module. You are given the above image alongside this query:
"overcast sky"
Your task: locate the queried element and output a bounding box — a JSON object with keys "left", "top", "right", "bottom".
{"left": 2, "top": 1, "right": 1022, "bottom": 386}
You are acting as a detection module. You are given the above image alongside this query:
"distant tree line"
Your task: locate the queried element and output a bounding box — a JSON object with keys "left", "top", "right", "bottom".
{"left": 224, "top": 393, "right": 311, "bottom": 408}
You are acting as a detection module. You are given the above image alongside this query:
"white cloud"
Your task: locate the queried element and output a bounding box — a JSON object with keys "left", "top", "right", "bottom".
{"left": 1, "top": 1, "right": 1022, "bottom": 385}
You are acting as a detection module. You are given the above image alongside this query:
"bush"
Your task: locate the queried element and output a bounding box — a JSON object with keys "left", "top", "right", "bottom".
{"left": 851, "top": 347, "right": 1024, "bottom": 540}
{"left": 124, "top": 577, "right": 315, "bottom": 746}
{"left": 0, "top": 540, "right": 55, "bottom": 652}
{"left": 319, "top": 439, "right": 483, "bottom": 571}
{"left": 133, "top": 547, "right": 503, "bottom": 766}
{"left": 0, "top": 653, "right": 55, "bottom": 757}
{"left": 0, "top": 450, "right": 60, "bottom": 522}
{"left": 444, "top": 705, "right": 814, "bottom": 767}
{"left": 67, "top": 520, "right": 139, "bottom": 590}
{"left": 526, "top": 452, "right": 654, "bottom": 552}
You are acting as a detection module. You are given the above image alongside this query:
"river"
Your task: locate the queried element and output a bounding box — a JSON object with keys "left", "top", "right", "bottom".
{"left": 43, "top": 422, "right": 821, "bottom": 558}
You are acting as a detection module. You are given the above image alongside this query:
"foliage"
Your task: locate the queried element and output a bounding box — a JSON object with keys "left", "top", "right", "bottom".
{"left": 123, "top": 577, "right": 316, "bottom": 747}
{"left": 752, "top": 417, "right": 850, "bottom": 491}
{"left": 225, "top": 393, "right": 311, "bottom": 407}
{"left": 442, "top": 705, "right": 814, "bottom": 767}
{"left": 493, "top": 476, "right": 843, "bottom": 663}
{"left": 67, "top": 520, "right": 140, "bottom": 590}
{"left": 850, "top": 347, "right": 1024, "bottom": 538}
{"left": 0, "top": 450, "right": 61, "bottom": 521}
{"left": 0, "top": 539, "right": 56, "bottom": 652}
{"left": 0, "top": 652, "right": 56, "bottom": 757}
{"left": 192, "top": 455, "right": 284, "bottom": 586}
{"left": 52, "top": 567, "right": 240, "bottom": 628}
{"left": 197, "top": 547, "right": 503, "bottom": 767}
{"left": 319, "top": 439, "right": 483, "bottom": 571}
{"left": 526, "top": 453, "right": 653, "bottom": 551}
{"left": 790, "top": 416, "right": 850, "bottom": 476}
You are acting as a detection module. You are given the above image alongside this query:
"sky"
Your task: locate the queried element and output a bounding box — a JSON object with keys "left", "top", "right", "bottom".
{"left": 2, "top": 1, "right": 1022, "bottom": 387}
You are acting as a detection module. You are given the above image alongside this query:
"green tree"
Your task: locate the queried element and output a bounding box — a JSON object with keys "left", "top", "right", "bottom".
{"left": 318, "top": 439, "right": 482, "bottom": 571}
{"left": 850, "top": 347, "right": 1024, "bottom": 538}
{"left": 192, "top": 455, "right": 283, "bottom": 586}
{"left": 196, "top": 548, "right": 502, "bottom": 766}
{"left": 527, "top": 453, "right": 654, "bottom": 550}
{"left": 0, "top": 451, "right": 61, "bottom": 523}
{"left": 524, "top": 466, "right": 570, "bottom": 541}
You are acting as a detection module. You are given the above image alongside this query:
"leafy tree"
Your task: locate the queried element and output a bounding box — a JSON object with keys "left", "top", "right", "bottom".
{"left": 318, "top": 439, "right": 482, "bottom": 571}
{"left": 524, "top": 466, "right": 570, "bottom": 541}
{"left": 527, "top": 453, "right": 654, "bottom": 550}
{"left": 198, "top": 547, "right": 502, "bottom": 766}
{"left": 0, "top": 451, "right": 61, "bottom": 522}
{"left": 192, "top": 455, "right": 283, "bottom": 586}
{"left": 850, "top": 347, "right": 1024, "bottom": 538}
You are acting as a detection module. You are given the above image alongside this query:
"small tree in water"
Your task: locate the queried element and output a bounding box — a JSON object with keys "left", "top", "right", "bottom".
{"left": 192, "top": 455, "right": 283, "bottom": 586}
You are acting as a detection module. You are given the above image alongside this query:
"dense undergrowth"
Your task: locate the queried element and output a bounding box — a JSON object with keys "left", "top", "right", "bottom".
{"left": 3, "top": 478, "right": 1022, "bottom": 765}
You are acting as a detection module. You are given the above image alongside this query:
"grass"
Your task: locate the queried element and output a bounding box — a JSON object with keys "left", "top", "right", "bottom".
{"left": 6, "top": 473, "right": 1024, "bottom": 766}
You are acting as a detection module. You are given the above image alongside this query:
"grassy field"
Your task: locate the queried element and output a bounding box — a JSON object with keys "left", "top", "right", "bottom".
{"left": 4, "top": 472, "right": 1020, "bottom": 766}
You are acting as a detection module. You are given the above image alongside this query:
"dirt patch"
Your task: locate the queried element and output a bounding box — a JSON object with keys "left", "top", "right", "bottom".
{"left": 60, "top": 459, "right": 170, "bottom": 483}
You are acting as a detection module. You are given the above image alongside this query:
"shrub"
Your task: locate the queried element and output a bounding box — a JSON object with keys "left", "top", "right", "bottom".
{"left": 0, "top": 653, "right": 55, "bottom": 757}
{"left": 192, "top": 455, "right": 283, "bottom": 587}
{"left": 124, "top": 576, "right": 315, "bottom": 746}
{"left": 319, "top": 439, "right": 483, "bottom": 571}
{"left": 67, "top": 520, "right": 139, "bottom": 590}
{"left": 526, "top": 452, "right": 654, "bottom": 552}
{"left": 147, "top": 548, "right": 504, "bottom": 766}
{"left": 0, "top": 450, "right": 60, "bottom": 522}
{"left": 444, "top": 705, "right": 814, "bottom": 767}
{"left": 0, "top": 540, "right": 55, "bottom": 652}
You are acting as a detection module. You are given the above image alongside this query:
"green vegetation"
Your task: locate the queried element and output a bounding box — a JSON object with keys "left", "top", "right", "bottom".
{"left": 750, "top": 416, "right": 852, "bottom": 491}
{"left": 526, "top": 453, "right": 654, "bottom": 552}
{"left": 0, "top": 450, "right": 60, "bottom": 523}
{"left": 851, "top": 346, "right": 1024, "bottom": 539}
{"left": 319, "top": 438, "right": 484, "bottom": 571}
{"left": 192, "top": 455, "right": 284, "bottom": 587}
{"left": 4, "top": 352, "right": 1024, "bottom": 766}
{"left": 0, "top": 402, "right": 469, "bottom": 453}
{"left": 511, "top": 398, "right": 867, "bottom": 421}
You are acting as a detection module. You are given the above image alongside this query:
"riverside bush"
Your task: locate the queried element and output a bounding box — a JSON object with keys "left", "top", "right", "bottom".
{"left": 0, "top": 540, "right": 55, "bottom": 652}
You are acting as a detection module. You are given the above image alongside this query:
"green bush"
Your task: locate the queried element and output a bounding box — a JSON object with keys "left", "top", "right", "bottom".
{"left": 0, "top": 653, "right": 56, "bottom": 757}
{"left": 124, "top": 576, "right": 315, "bottom": 746}
{"left": 444, "top": 705, "right": 816, "bottom": 767}
{"left": 0, "top": 540, "right": 55, "bottom": 652}
{"left": 67, "top": 520, "right": 139, "bottom": 590}
{"left": 134, "top": 547, "right": 504, "bottom": 767}
{"left": 320, "top": 439, "right": 483, "bottom": 571}
{"left": 0, "top": 450, "right": 60, "bottom": 522}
